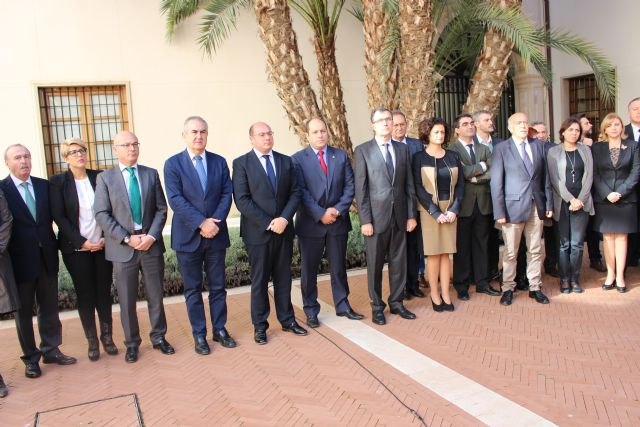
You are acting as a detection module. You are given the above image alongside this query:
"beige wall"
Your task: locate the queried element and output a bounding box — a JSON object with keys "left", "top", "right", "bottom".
{"left": 0, "top": 0, "right": 370, "bottom": 183}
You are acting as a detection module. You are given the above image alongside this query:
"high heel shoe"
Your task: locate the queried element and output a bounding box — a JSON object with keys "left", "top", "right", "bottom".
{"left": 431, "top": 298, "right": 444, "bottom": 313}
{"left": 441, "top": 296, "right": 455, "bottom": 312}
{"left": 602, "top": 280, "right": 615, "bottom": 291}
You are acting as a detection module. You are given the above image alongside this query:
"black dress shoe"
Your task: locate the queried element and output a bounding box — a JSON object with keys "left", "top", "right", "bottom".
{"left": 254, "top": 329, "right": 268, "bottom": 345}
{"left": 590, "top": 260, "right": 606, "bottom": 272}
{"left": 442, "top": 300, "right": 455, "bottom": 312}
{"left": 390, "top": 305, "right": 417, "bottom": 319}
{"left": 25, "top": 362, "right": 41, "bottom": 378}
{"left": 515, "top": 280, "right": 529, "bottom": 291}
{"left": 152, "top": 339, "right": 176, "bottom": 355}
{"left": 403, "top": 291, "right": 413, "bottom": 300}
{"left": 616, "top": 285, "right": 627, "bottom": 293}
{"left": 529, "top": 290, "right": 550, "bottom": 304}
{"left": 371, "top": 310, "right": 386, "bottom": 325}
{"left": 476, "top": 286, "right": 501, "bottom": 296}
{"left": 0, "top": 374, "right": 7, "bottom": 397}
{"left": 213, "top": 328, "right": 238, "bottom": 348}
{"left": 42, "top": 350, "right": 77, "bottom": 365}
{"left": 560, "top": 280, "right": 571, "bottom": 294}
{"left": 282, "top": 322, "right": 308, "bottom": 336}
{"left": 306, "top": 316, "right": 320, "bottom": 328}
{"left": 409, "top": 288, "right": 425, "bottom": 298}
{"left": 457, "top": 290, "right": 470, "bottom": 301}
{"left": 194, "top": 336, "right": 211, "bottom": 355}
{"left": 418, "top": 275, "right": 429, "bottom": 288}
{"left": 602, "top": 280, "right": 616, "bottom": 291}
{"left": 500, "top": 290, "right": 514, "bottom": 306}
{"left": 431, "top": 298, "right": 444, "bottom": 312}
{"left": 571, "top": 282, "right": 584, "bottom": 293}
{"left": 489, "top": 270, "right": 502, "bottom": 283}
{"left": 336, "top": 309, "right": 365, "bottom": 320}
{"left": 125, "top": 347, "right": 138, "bottom": 363}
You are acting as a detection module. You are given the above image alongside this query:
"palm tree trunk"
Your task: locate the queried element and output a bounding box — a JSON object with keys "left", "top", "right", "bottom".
{"left": 253, "top": 0, "right": 321, "bottom": 144}
{"left": 396, "top": 0, "right": 436, "bottom": 137}
{"left": 362, "top": 0, "right": 398, "bottom": 112}
{"left": 463, "top": 0, "right": 522, "bottom": 115}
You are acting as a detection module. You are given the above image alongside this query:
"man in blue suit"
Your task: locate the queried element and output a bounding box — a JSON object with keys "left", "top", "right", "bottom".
{"left": 490, "top": 112, "right": 553, "bottom": 306}
{"left": 164, "top": 116, "right": 236, "bottom": 355}
{"left": 1, "top": 144, "right": 76, "bottom": 379}
{"left": 292, "top": 118, "right": 364, "bottom": 328}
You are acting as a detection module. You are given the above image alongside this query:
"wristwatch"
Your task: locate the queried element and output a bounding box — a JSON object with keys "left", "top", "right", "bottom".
{"left": 123, "top": 235, "right": 131, "bottom": 244}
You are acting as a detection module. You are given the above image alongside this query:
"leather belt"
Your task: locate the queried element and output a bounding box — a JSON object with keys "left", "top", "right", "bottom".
{"left": 130, "top": 230, "right": 145, "bottom": 235}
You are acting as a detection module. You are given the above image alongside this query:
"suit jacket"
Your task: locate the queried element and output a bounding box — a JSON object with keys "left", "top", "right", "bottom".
{"left": 354, "top": 139, "right": 416, "bottom": 233}
{"left": 591, "top": 140, "right": 640, "bottom": 204}
{"left": 546, "top": 144, "right": 595, "bottom": 221}
{"left": 49, "top": 169, "right": 101, "bottom": 254}
{"left": 448, "top": 140, "right": 492, "bottom": 217}
{"left": 292, "top": 145, "right": 354, "bottom": 237}
{"left": 0, "top": 176, "right": 59, "bottom": 282}
{"left": 94, "top": 164, "right": 167, "bottom": 262}
{"left": 393, "top": 137, "right": 423, "bottom": 158}
{"left": 0, "top": 188, "right": 19, "bottom": 314}
{"left": 164, "top": 150, "right": 232, "bottom": 252}
{"left": 232, "top": 150, "right": 300, "bottom": 245}
{"left": 490, "top": 138, "right": 553, "bottom": 223}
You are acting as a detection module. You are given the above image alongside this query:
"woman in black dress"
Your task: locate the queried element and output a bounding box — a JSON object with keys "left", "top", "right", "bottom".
{"left": 592, "top": 113, "right": 640, "bottom": 292}
{"left": 412, "top": 117, "right": 464, "bottom": 312}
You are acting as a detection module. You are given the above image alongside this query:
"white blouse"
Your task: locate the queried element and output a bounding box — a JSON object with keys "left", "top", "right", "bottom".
{"left": 75, "top": 178, "right": 102, "bottom": 244}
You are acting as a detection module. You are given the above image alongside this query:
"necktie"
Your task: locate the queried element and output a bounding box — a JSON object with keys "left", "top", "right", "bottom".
{"left": 468, "top": 144, "right": 477, "bottom": 164}
{"left": 194, "top": 155, "right": 207, "bottom": 192}
{"left": 126, "top": 167, "right": 143, "bottom": 224}
{"left": 520, "top": 142, "right": 533, "bottom": 175}
{"left": 318, "top": 150, "right": 328, "bottom": 176}
{"left": 384, "top": 143, "right": 394, "bottom": 180}
{"left": 263, "top": 155, "right": 277, "bottom": 192}
{"left": 20, "top": 182, "right": 36, "bottom": 220}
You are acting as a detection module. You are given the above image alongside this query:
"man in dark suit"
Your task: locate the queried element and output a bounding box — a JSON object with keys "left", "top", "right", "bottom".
{"left": 392, "top": 110, "right": 426, "bottom": 299}
{"left": 164, "top": 116, "right": 236, "bottom": 355}
{"left": 355, "top": 108, "right": 417, "bottom": 325}
{"left": 94, "top": 131, "right": 173, "bottom": 363}
{"left": 232, "top": 121, "right": 306, "bottom": 345}
{"left": 449, "top": 114, "right": 501, "bottom": 301}
{"left": 625, "top": 97, "right": 640, "bottom": 267}
{"left": 491, "top": 112, "right": 553, "bottom": 306}
{"left": 472, "top": 110, "right": 504, "bottom": 284}
{"left": 292, "top": 118, "right": 363, "bottom": 328}
{"left": 1, "top": 144, "right": 76, "bottom": 379}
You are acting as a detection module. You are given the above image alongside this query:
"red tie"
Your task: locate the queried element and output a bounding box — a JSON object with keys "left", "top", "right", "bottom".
{"left": 318, "top": 150, "right": 328, "bottom": 175}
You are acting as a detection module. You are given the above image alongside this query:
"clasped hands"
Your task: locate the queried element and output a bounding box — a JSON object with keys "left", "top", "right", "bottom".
{"left": 81, "top": 238, "right": 105, "bottom": 252}
{"left": 607, "top": 192, "right": 622, "bottom": 204}
{"left": 569, "top": 198, "right": 584, "bottom": 211}
{"left": 320, "top": 207, "right": 340, "bottom": 225}
{"left": 436, "top": 211, "right": 457, "bottom": 224}
{"left": 200, "top": 218, "right": 221, "bottom": 238}
{"left": 126, "top": 234, "right": 155, "bottom": 251}
{"left": 267, "top": 217, "right": 288, "bottom": 234}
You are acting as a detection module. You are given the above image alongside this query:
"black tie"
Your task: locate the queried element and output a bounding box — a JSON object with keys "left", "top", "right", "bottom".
{"left": 468, "top": 144, "right": 476, "bottom": 164}
{"left": 263, "top": 155, "right": 277, "bottom": 192}
{"left": 384, "top": 143, "right": 394, "bottom": 180}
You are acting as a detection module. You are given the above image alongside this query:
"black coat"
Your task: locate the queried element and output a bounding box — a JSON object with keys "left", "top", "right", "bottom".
{"left": 591, "top": 140, "right": 640, "bottom": 204}
{"left": 0, "top": 188, "right": 20, "bottom": 314}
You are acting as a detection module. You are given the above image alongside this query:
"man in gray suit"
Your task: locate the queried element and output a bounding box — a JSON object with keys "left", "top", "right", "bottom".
{"left": 491, "top": 112, "right": 553, "bottom": 306}
{"left": 94, "top": 131, "right": 173, "bottom": 363}
{"left": 355, "top": 108, "right": 417, "bottom": 325}
{"left": 449, "top": 113, "right": 501, "bottom": 301}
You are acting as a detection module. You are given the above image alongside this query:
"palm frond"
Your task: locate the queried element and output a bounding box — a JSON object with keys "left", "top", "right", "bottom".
{"left": 347, "top": 0, "right": 363, "bottom": 22}
{"left": 160, "top": 0, "right": 202, "bottom": 39}
{"left": 380, "top": 15, "right": 400, "bottom": 75}
{"left": 197, "top": 0, "right": 250, "bottom": 57}
{"left": 542, "top": 29, "right": 617, "bottom": 104}
{"left": 290, "top": 0, "right": 344, "bottom": 50}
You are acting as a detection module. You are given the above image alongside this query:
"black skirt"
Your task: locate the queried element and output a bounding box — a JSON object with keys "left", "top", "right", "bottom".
{"left": 594, "top": 202, "right": 638, "bottom": 234}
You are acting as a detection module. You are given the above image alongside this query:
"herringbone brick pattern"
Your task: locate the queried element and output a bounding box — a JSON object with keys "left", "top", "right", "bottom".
{"left": 1, "top": 256, "right": 639, "bottom": 426}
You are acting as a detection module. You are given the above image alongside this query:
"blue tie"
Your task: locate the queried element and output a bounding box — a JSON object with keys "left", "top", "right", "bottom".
{"left": 520, "top": 142, "right": 533, "bottom": 175}
{"left": 194, "top": 155, "right": 207, "bottom": 192}
{"left": 263, "top": 155, "right": 277, "bottom": 192}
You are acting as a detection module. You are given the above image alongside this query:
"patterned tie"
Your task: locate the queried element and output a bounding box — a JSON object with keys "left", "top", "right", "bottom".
{"left": 194, "top": 155, "right": 207, "bottom": 192}
{"left": 126, "top": 167, "right": 143, "bottom": 224}
{"left": 20, "top": 182, "right": 36, "bottom": 220}
{"left": 317, "top": 149, "right": 328, "bottom": 176}
{"left": 263, "top": 155, "right": 277, "bottom": 192}
{"left": 384, "top": 143, "right": 394, "bottom": 180}
{"left": 520, "top": 142, "right": 533, "bottom": 175}
{"left": 468, "top": 144, "right": 477, "bottom": 164}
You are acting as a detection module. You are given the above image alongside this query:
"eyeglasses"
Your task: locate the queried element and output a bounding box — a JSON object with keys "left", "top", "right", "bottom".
{"left": 254, "top": 131, "right": 274, "bottom": 138}
{"left": 373, "top": 117, "right": 393, "bottom": 124}
{"left": 115, "top": 142, "right": 140, "bottom": 149}
{"left": 67, "top": 148, "right": 86, "bottom": 157}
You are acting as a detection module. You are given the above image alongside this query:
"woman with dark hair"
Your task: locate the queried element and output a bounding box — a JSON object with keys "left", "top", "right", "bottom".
{"left": 412, "top": 117, "right": 464, "bottom": 312}
{"left": 50, "top": 138, "right": 117, "bottom": 360}
{"left": 0, "top": 188, "right": 18, "bottom": 397}
{"left": 591, "top": 113, "right": 640, "bottom": 292}
{"left": 546, "top": 118, "right": 594, "bottom": 293}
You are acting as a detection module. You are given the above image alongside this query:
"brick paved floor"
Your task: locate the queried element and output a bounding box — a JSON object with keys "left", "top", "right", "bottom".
{"left": 1, "top": 258, "right": 639, "bottom": 426}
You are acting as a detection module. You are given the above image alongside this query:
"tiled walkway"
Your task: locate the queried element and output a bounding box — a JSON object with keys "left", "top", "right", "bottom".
{"left": 1, "top": 261, "right": 640, "bottom": 426}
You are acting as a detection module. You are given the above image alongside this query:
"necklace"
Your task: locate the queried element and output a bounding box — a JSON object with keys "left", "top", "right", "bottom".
{"left": 566, "top": 150, "right": 577, "bottom": 183}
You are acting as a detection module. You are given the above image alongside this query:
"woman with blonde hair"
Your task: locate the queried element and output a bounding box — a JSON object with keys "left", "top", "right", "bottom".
{"left": 412, "top": 117, "right": 464, "bottom": 312}
{"left": 591, "top": 113, "right": 640, "bottom": 292}
{"left": 50, "top": 138, "right": 117, "bottom": 360}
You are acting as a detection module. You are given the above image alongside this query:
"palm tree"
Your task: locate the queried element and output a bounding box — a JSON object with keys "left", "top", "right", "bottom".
{"left": 161, "top": 0, "right": 355, "bottom": 154}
